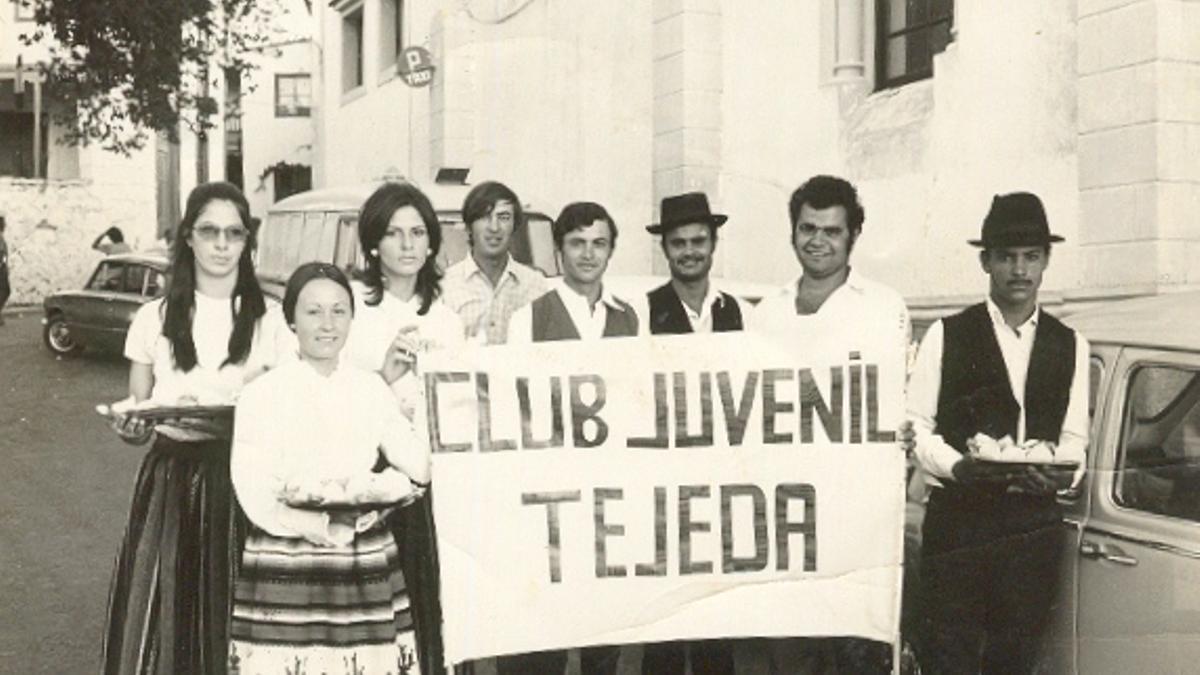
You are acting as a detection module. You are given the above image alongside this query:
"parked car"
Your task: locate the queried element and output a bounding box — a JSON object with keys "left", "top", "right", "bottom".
{"left": 902, "top": 291, "right": 1200, "bottom": 674}
{"left": 41, "top": 253, "right": 169, "bottom": 356}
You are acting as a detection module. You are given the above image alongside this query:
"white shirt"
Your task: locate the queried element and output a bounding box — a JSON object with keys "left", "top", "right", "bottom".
{"left": 506, "top": 279, "right": 631, "bottom": 343}
{"left": 907, "top": 299, "right": 1090, "bottom": 486}
{"left": 750, "top": 269, "right": 912, "bottom": 357}
{"left": 124, "top": 293, "right": 296, "bottom": 406}
{"left": 343, "top": 282, "right": 467, "bottom": 427}
{"left": 231, "top": 358, "right": 428, "bottom": 539}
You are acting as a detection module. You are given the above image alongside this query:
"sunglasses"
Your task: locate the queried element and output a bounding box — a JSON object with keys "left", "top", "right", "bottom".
{"left": 193, "top": 224, "right": 250, "bottom": 243}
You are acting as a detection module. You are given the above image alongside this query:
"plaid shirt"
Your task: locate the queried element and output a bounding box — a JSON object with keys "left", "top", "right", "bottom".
{"left": 441, "top": 254, "right": 549, "bottom": 345}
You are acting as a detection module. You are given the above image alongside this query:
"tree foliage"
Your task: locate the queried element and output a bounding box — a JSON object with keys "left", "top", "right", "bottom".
{"left": 20, "top": 0, "right": 287, "bottom": 154}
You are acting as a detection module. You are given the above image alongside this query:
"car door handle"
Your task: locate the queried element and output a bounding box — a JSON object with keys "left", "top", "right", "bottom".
{"left": 1080, "top": 540, "right": 1138, "bottom": 566}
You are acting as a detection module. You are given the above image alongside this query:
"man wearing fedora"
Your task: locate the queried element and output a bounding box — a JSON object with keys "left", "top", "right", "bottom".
{"left": 907, "top": 192, "right": 1089, "bottom": 674}
{"left": 642, "top": 192, "right": 744, "bottom": 338}
{"left": 749, "top": 175, "right": 910, "bottom": 674}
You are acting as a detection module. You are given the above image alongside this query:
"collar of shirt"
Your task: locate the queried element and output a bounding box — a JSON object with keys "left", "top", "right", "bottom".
{"left": 553, "top": 278, "right": 626, "bottom": 314}
{"left": 458, "top": 253, "right": 517, "bottom": 287}
{"left": 985, "top": 296, "right": 1040, "bottom": 338}
{"left": 772, "top": 267, "right": 868, "bottom": 305}
{"left": 679, "top": 283, "right": 724, "bottom": 323}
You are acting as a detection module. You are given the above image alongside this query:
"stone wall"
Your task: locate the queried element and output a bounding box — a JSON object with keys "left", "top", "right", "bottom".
{"left": 1, "top": 165, "right": 156, "bottom": 306}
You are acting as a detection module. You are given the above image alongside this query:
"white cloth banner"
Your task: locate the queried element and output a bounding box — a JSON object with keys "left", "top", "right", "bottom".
{"left": 422, "top": 331, "right": 907, "bottom": 665}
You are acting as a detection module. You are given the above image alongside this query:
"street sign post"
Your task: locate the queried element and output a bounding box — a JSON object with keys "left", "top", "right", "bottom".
{"left": 398, "top": 46, "right": 436, "bottom": 88}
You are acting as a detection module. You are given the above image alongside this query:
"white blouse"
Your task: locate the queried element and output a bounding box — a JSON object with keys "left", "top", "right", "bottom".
{"left": 124, "top": 293, "right": 296, "bottom": 406}
{"left": 344, "top": 282, "right": 467, "bottom": 415}
{"left": 230, "top": 358, "right": 430, "bottom": 539}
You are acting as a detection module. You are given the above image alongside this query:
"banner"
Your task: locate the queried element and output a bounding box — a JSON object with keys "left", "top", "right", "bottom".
{"left": 423, "top": 330, "right": 907, "bottom": 665}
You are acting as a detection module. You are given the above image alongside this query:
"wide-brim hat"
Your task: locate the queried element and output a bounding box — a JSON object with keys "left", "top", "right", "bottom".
{"left": 969, "top": 192, "right": 1064, "bottom": 247}
{"left": 647, "top": 192, "right": 728, "bottom": 235}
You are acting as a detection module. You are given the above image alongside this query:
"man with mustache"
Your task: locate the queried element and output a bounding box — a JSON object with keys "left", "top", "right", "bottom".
{"left": 641, "top": 191, "right": 744, "bottom": 339}
{"left": 907, "top": 192, "right": 1089, "bottom": 674}
{"left": 750, "top": 174, "right": 910, "bottom": 674}
{"left": 636, "top": 191, "right": 741, "bottom": 675}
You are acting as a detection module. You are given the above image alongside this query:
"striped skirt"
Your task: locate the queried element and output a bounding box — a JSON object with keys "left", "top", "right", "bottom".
{"left": 229, "top": 526, "right": 420, "bottom": 675}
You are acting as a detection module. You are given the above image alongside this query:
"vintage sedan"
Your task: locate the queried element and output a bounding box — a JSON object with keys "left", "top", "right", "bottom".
{"left": 42, "top": 253, "right": 168, "bottom": 355}
{"left": 903, "top": 291, "right": 1200, "bottom": 674}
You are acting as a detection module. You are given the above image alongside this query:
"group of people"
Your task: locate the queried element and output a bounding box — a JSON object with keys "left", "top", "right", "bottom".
{"left": 97, "top": 171, "right": 1087, "bottom": 675}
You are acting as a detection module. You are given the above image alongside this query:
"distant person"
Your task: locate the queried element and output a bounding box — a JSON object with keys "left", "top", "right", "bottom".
{"left": 441, "top": 181, "right": 548, "bottom": 344}
{"left": 93, "top": 226, "right": 133, "bottom": 255}
{"left": 0, "top": 216, "right": 9, "bottom": 326}
{"left": 100, "top": 182, "right": 296, "bottom": 674}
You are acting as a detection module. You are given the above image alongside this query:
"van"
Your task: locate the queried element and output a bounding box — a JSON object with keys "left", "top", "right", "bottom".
{"left": 257, "top": 177, "right": 558, "bottom": 298}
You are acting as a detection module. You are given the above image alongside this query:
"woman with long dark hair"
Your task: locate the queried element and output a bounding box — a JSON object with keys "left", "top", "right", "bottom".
{"left": 342, "top": 182, "right": 464, "bottom": 675}
{"left": 345, "top": 181, "right": 465, "bottom": 411}
{"left": 101, "top": 182, "right": 295, "bottom": 674}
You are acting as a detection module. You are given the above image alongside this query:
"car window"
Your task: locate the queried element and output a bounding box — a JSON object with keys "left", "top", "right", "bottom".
{"left": 120, "top": 265, "right": 148, "bottom": 294}
{"left": 1089, "top": 356, "right": 1104, "bottom": 421}
{"left": 1114, "top": 365, "right": 1200, "bottom": 523}
{"left": 88, "top": 261, "right": 125, "bottom": 292}
{"left": 144, "top": 269, "right": 165, "bottom": 297}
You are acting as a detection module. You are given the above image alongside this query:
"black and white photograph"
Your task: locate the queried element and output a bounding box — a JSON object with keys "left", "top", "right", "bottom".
{"left": 1, "top": 1, "right": 1199, "bottom": 674}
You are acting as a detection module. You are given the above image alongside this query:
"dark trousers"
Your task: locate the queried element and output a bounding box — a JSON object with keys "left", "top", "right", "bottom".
{"left": 757, "top": 636, "right": 891, "bottom": 675}
{"left": 918, "top": 488, "right": 1063, "bottom": 675}
{"left": 494, "top": 645, "right": 620, "bottom": 675}
{"left": 642, "top": 639, "right": 735, "bottom": 675}
{"left": 0, "top": 269, "right": 9, "bottom": 316}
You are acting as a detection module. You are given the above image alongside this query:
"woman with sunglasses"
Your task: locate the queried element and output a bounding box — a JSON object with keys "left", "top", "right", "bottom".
{"left": 101, "top": 182, "right": 296, "bottom": 674}
{"left": 228, "top": 262, "right": 430, "bottom": 673}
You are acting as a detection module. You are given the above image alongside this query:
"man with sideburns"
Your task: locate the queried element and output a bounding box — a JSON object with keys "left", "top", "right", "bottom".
{"left": 501, "top": 201, "right": 634, "bottom": 675}
{"left": 907, "top": 192, "right": 1088, "bottom": 674}
{"left": 641, "top": 191, "right": 744, "bottom": 337}
{"left": 637, "top": 191, "right": 741, "bottom": 675}
{"left": 751, "top": 175, "right": 910, "bottom": 674}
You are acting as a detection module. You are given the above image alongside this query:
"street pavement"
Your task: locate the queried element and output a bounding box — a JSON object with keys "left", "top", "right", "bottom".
{"left": 0, "top": 309, "right": 788, "bottom": 674}
{"left": 0, "top": 310, "right": 141, "bottom": 674}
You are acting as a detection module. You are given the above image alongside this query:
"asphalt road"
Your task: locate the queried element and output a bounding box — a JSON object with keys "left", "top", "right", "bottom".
{"left": 0, "top": 310, "right": 142, "bottom": 674}
{"left": 0, "top": 310, "right": 792, "bottom": 674}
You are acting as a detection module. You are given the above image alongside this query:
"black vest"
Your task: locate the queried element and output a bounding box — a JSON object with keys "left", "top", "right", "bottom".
{"left": 530, "top": 290, "right": 639, "bottom": 342}
{"left": 935, "top": 302, "right": 1076, "bottom": 458}
{"left": 646, "top": 283, "right": 743, "bottom": 335}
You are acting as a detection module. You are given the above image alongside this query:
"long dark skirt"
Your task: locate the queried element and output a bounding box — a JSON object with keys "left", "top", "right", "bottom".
{"left": 101, "top": 435, "right": 246, "bottom": 675}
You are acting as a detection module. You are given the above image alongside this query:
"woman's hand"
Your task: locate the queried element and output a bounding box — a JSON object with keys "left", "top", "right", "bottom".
{"left": 380, "top": 326, "right": 421, "bottom": 385}
{"left": 109, "top": 412, "right": 154, "bottom": 446}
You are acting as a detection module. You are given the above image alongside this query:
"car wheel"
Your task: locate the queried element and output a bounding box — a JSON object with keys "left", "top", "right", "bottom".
{"left": 43, "top": 314, "right": 83, "bottom": 356}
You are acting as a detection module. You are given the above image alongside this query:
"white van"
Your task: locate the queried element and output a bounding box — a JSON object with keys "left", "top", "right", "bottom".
{"left": 257, "top": 178, "right": 559, "bottom": 297}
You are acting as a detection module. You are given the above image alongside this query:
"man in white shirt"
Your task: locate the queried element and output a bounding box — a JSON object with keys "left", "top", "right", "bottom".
{"left": 441, "top": 181, "right": 548, "bottom": 345}
{"left": 750, "top": 175, "right": 910, "bottom": 674}
{"left": 907, "top": 192, "right": 1089, "bottom": 674}
{"left": 507, "top": 201, "right": 637, "bottom": 344}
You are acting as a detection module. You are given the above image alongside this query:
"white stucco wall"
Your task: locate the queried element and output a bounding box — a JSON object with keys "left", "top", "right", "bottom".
{"left": 315, "top": 0, "right": 656, "bottom": 275}
{"left": 239, "top": 39, "right": 317, "bottom": 219}
{"left": 716, "top": 0, "right": 1083, "bottom": 310}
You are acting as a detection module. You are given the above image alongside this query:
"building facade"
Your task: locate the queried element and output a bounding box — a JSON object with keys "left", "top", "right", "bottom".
{"left": 0, "top": 0, "right": 315, "bottom": 306}
{"left": 312, "top": 0, "right": 1199, "bottom": 314}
